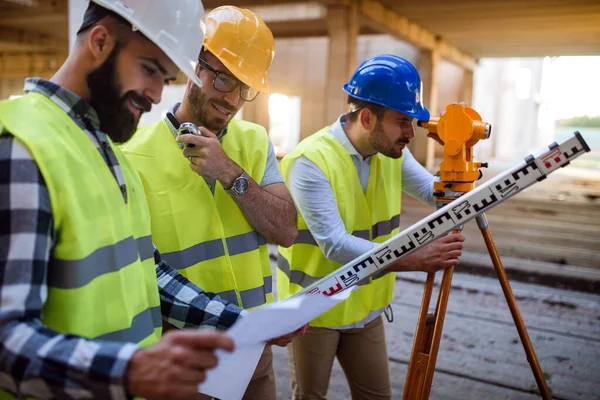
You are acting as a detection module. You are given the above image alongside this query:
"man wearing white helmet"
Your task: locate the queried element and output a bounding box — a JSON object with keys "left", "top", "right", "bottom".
{"left": 0, "top": 1, "right": 280, "bottom": 399}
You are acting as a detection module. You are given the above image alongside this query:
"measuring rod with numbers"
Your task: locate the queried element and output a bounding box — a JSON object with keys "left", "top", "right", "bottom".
{"left": 294, "top": 132, "right": 590, "bottom": 298}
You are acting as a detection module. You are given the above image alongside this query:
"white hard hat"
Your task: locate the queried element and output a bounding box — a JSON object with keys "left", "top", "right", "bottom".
{"left": 90, "top": 0, "right": 205, "bottom": 87}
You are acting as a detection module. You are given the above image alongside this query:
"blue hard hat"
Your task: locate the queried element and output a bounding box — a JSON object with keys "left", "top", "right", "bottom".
{"left": 343, "top": 54, "right": 430, "bottom": 121}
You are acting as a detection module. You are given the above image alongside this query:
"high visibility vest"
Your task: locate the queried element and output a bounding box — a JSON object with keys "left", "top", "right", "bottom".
{"left": 278, "top": 127, "right": 402, "bottom": 327}
{"left": 122, "top": 118, "right": 273, "bottom": 310}
{"left": 0, "top": 94, "right": 162, "bottom": 345}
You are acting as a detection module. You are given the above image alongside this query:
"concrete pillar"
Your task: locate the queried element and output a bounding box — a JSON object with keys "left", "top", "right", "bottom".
{"left": 324, "top": 2, "right": 359, "bottom": 125}
{"left": 462, "top": 69, "right": 474, "bottom": 107}
{"left": 411, "top": 48, "right": 440, "bottom": 171}
{"left": 242, "top": 93, "right": 270, "bottom": 131}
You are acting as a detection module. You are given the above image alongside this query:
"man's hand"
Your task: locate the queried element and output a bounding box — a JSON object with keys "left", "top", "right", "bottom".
{"left": 267, "top": 324, "right": 309, "bottom": 347}
{"left": 177, "top": 127, "right": 242, "bottom": 189}
{"left": 388, "top": 232, "right": 465, "bottom": 274}
{"left": 427, "top": 131, "right": 444, "bottom": 146}
{"left": 126, "top": 329, "right": 234, "bottom": 400}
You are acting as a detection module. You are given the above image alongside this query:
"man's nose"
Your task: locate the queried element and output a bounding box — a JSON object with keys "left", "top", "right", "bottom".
{"left": 144, "top": 81, "right": 163, "bottom": 105}
{"left": 223, "top": 85, "right": 242, "bottom": 107}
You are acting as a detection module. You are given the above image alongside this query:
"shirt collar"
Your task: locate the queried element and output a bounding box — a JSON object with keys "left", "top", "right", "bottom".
{"left": 24, "top": 78, "right": 101, "bottom": 130}
{"left": 328, "top": 114, "right": 370, "bottom": 160}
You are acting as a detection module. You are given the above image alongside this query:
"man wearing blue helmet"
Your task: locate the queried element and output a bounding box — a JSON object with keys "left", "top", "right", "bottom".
{"left": 277, "top": 55, "right": 465, "bottom": 399}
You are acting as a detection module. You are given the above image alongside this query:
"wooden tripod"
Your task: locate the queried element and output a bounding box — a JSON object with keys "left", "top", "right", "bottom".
{"left": 402, "top": 212, "right": 552, "bottom": 399}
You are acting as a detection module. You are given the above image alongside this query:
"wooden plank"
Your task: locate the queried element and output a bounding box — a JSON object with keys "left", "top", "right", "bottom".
{"left": 0, "top": 26, "right": 65, "bottom": 53}
{"left": 0, "top": 13, "right": 65, "bottom": 27}
{"left": 272, "top": 341, "right": 541, "bottom": 399}
{"left": 383, "top": 2, "right": 600, "bottom": 21}
{"left": 0, "top": 53, "right": 66, "bottom": 80}
{"left": 386, "top": 275, "right": 600, "bottom": 399}
{"left": 0, "top": 0, "right": 67, "bottom": 25}
{"left": 263, "top": 19, "right": 328, "bottom": 39}
{"left": 268, "top": 257, "right": 599, "bottom": 399}
{"left": 204, "top": 0, "right": 350, "bottom": 8}
{"left": 393, "top": 272, "right": 600, "bottom": 342}
{"left": 388, "top": 362, "right": 540, "bottom": 400}
{"left": 358, "top": 0, "right": 477, "bottom": 70}
{"left": 248, "top": 3, "right": 327, "bottom": 22}
{"left": 375, "top": 0, "right": 600, "bottom": 57}
{"left": 398, "top": 195, "right": 600, "bottom": 268}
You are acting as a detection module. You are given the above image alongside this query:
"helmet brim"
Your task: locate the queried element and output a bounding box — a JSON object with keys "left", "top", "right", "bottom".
{"left": 204, "top": 43, "right": 269, "bottom": 93}
{"left": 343, "top": 84, "right": 430, "bottom": 121}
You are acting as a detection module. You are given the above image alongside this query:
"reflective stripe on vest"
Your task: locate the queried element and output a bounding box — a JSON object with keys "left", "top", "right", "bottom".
{"left": 50, "top": 235, "right": 154, "bottom": 289}
{"left": 98, "top": 305, "right": 162, "bottom": 342}
{"left": 216, "top": 275, "right": 273, "bottom": 309}
{"left": 0, "top": 93, "right": 162, "bottom": 344}
{"left": 277, "top": 126, "right": 402, "bottom": 327}
{"left": 123, "top": 118, "right": 273, "bottom": 310}
{"left": 161, "top": 231, "right": 267, "bottom": 269}
{"left": 294, "top": 213, "right": 400, "bottom": 247}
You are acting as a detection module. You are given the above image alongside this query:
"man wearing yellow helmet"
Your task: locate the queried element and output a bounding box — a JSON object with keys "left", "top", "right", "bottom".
{"left": 123, "top": 6, "right": 300, "bottom": 399}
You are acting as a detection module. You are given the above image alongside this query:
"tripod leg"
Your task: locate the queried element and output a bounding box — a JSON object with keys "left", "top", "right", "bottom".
{"left": 403, "top": 266, "right": 455, "bottom": 400}
{"left": 403, "top": 272, "right": 436, "bottom": 400}
{"left": 420, "top": 265, "right": 455, "bottom": 399}
{"left": 476, "top": 213, "right": 552, "bottom": 399}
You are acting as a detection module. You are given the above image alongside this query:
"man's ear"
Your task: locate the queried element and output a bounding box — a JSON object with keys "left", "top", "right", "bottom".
{"left": 87, "top": 24, "right": 116, "bottom": 65}
{"left": 359, "top": 108, "right": 375, "bottom": 131}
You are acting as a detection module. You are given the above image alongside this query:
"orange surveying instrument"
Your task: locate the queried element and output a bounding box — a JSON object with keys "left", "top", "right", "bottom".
{"left": 402, "top": 103, "right": 552, "bottom": 399}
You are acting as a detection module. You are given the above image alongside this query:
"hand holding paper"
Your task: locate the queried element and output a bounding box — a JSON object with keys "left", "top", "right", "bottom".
{"left": 199, "top": 288, "right": 356, "bottom": 400}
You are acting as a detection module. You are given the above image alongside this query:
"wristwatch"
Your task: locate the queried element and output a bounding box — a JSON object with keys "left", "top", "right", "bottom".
{"left": 227, "top": 171, "right": 249, "bottom": 197}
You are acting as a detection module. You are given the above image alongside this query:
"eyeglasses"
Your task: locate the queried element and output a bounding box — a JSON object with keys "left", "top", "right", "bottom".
{"left": 197, "top": 58, "right": 259, "bottom": 101}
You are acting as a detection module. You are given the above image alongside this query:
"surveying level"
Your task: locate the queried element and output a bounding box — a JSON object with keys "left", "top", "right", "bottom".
{"left": 418, "top": 103, "right": 491, "bottom": 194}
{"left": 403, "top": 104, "right": 552, "bottom": 399}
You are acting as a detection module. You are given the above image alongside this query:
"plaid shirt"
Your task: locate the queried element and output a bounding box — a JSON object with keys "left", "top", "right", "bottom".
{"left": 0, "top": 79, "right": 244, "bottom": 399}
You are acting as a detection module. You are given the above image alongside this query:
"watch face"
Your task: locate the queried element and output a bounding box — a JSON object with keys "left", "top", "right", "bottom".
{"left": 234, "top": 176, "right": 249, "bottom": 194}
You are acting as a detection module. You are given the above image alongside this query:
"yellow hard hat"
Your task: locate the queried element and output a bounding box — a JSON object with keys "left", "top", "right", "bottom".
{"left": 204, "top": 6, "right": 274, "bottom": 93}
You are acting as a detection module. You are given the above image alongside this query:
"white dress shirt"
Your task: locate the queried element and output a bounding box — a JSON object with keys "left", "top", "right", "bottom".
{"left": 286, "top": 114, "right": 437, "bottom": 329}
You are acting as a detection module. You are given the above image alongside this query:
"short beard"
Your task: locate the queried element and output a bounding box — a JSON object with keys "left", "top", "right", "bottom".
{"left": 368, "top": 121, "right": 407, "bottom": 159}
{"left": 86, "top": 43, "right": 151, "bottom": 143}
{"left": 186, "top": 83, "right": 236, "bottom": 133}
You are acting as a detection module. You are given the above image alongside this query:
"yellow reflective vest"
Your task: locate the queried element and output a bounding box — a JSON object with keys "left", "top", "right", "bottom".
{"left": 0, "top": 93, "right": 162, "bottom": 345}
{"left": 122, "top": 118, "right": 273, "bottom": 310}
{"left": 278, "top": 127, "right": 402, "bottom": 327}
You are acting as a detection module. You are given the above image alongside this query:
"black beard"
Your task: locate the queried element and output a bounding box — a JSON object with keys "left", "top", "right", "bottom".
{"left": 86, "top": 44, "right": 151, "bottom": 143}
{"left": 369, "top": 121, "right": 404, "bottom": 159}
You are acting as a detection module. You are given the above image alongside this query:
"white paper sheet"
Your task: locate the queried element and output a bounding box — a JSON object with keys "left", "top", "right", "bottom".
{"left": 199, "top": 288, "right": 356, "bottom": 400}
